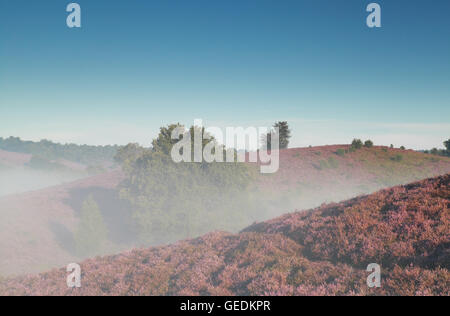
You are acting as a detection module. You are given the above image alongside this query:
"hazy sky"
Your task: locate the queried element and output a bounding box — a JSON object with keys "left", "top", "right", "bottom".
{"left": 0, "top": 0, "right": 449, "bottom": 149}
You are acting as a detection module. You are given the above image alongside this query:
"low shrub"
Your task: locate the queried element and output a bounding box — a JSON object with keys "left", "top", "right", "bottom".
{"left": 391, "top": 154, "right": 403, "bottom": 162}
{"left": 364, "top": 140, "right": 374, "bottom": 148}
{"left": 351, "top": 139, "right": 363, "bottom": 150}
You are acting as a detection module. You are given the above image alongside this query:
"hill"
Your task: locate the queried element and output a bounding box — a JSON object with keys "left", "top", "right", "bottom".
{"left": 0, "top": 145, "right": 449, "bottom": 277}
{"left": 0, "top": 149, "right": 31, "bottom": 168}
{"left": 1, "top": 174, "right": 448, "bottom": 296}
{"left": 0, "top": 171, "right": 125, "bottom": 276}
{"left": 0, "top": 137, "right": 118, "bottom": 166}
{"left": 0, "top": 149, "right": 100, "bottom": 197}
{"left": 253, "top": 145, "right": 450, "bottom": 216}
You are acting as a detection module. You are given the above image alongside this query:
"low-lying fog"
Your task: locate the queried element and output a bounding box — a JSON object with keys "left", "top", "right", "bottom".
{"left": 0, "top": 168, "right": 83, "bottom": 197}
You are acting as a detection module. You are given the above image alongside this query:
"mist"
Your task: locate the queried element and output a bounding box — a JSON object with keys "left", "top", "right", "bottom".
{"left": 0, "top": 168, "right": 84, "bottom": 197}
{"left": 1, "top": 143, "right": 450, "bottom": 279}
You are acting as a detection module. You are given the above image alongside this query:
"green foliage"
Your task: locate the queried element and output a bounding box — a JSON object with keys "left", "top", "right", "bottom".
{"left": 0, "top": 137, "right": 118, "bottom": 165}
{"left": 400, "top": 146, "right": 406, "bottom": 150}
{"left": 261, "top": 121, "right": 291, "bottom": 150}
{"left": 351, "top": 139, "right": 363, "bottom": 150}
{"left": 327, "top": 157, "right": 339, "bottom": 169}
{"left": 313, "top": 157, "right": 339, "bottom": 171}
{"left": 390, "top": 154, "right": 403, "bottom": 162}
{"left": 426, "top": 140, "right": 450, "bottom": 157}
{"left": 444, "top": 139, "right": 450, "bottom": 156}
{"left": 74, "top": 195, "right": 108, "bottom": 258}
{"left": 114, "top": 143, "right": 146, "bottom": 173}
{"left": 151, "top": 124, "right": 185, "bottom": 155}
{"left": 444, "top": 139, "right": 450, "bottom": 151}
{"left": 335, "top": 149, "right": 346, "bottom": 156}
{"left": 117, "top": 124, "right": 258, "bottom": 245}
{"left": 275, "top": 121, "right": 291, "bottom": 149}
{"left": 364, "top": 140, "right": 374, "bottom": 148}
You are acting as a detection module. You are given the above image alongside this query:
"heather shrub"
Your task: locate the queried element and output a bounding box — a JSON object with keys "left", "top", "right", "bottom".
{"left": 246, "top": 175, "right": 450, "bottom": 271}
{"left": 0, "top": 175, "right": 448, "bottom": 296}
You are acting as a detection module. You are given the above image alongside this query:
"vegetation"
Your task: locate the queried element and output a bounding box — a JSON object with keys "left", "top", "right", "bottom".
{"left": 0, "top": 137, "right": 118, "bottom": 165}
{"left": 74, "top": 195, "right": 108, "bottom": 258}
{"left": 2, "top": 175, "right": 448, "bottom": 296}
{"left": 116, "top": 124, "right": 258, "bottom": 245}
{"left": 445, "top": 139, "right": 450, "bottom": 155}
{"left": 335, "top": 148, "right": 346, "bottom": 156}
{"left": 261, "top": 121, "right": 291, "bottom": 150}
{"left": 425, "top": 139, "right": 450, "bottom": 157}
{"left": 364, "top": 140, "right": 374, "bottom": 148}
{"left": 391, "top": 154, "right": 403, "bottom": 162}
{"left": 351, "top": 139, "right": 363, "bottom": 150}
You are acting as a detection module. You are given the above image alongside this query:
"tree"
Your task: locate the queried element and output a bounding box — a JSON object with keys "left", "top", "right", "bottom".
{"left": 117, "top": 124, "right": 257, "bottom": 246}
{"left": 444, "top": 139, "right": 450, "bottom": 156}
{"left": 114, "top": 143, "right": 146, "bottom": 173}
{"left": 275, "top": 121, "right": 291, "bottom": 149}
{"left": 261, "top": 121, "right": 291, "bottom": 150}
{"left": 351, "top": 139, "right": 363, "bottom": 150}
{"left": 151, "top": 124, "right": 185, "bottom": 155}
{"left": 74, "top": 195, "right": 108, "bottom": 258}
{"left": 364, "top": 140, "right": 374, "bottom": 148}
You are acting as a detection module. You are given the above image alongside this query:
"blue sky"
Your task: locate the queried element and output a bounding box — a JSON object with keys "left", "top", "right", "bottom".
{"left": 0, "top": 0, "right": 449, "bottom": 149}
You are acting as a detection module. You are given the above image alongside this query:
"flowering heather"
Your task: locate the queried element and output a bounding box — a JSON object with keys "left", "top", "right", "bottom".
{"left": 2, "top": 145, "right": 450, "bottom": 277}
{"left": 245, "top": 174, "right": 449, "bottom": 270}
{"left": 1, "top": 174, "right": 448, "bottom": 296}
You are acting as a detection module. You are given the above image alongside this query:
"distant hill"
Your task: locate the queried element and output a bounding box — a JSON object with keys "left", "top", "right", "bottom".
{"left": 0, "top": 137, "right": 119, "bottom": 166}
{"left": 0, "top": 145, "right": 449, "bottom": 277}
{"left": 1, "top": 174, "right": 448, "bottom": 296}
{"left": 252, "top": 145, "right": 450, "bottom": 217}
{"left": 0, "top": 149, "right": 31, "bottom": 168}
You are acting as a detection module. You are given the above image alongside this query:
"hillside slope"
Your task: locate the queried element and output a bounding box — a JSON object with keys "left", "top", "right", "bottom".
{"left": 0, "top": 171, "right": 125, "bottom": 276}
{"left": 255, "top": 145, "right": 450, "bottom": 210}
{"left": 1, "top": 174, "right": 448, "bottom": 296}
{"left": 1, "top": 145, "right": 450, "bottom": 277}
{"left": 0, "top": 149, "right": 31, "bottom": 168}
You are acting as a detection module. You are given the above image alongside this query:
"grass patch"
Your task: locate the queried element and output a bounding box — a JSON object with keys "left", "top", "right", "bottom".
{"left": 390, "top": 154, "right": 403, "bottom": 162}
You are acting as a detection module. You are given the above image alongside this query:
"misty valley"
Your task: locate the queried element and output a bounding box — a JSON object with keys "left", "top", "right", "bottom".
{"left": 1, "top": 132, "right": 449, "bottom": 294}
